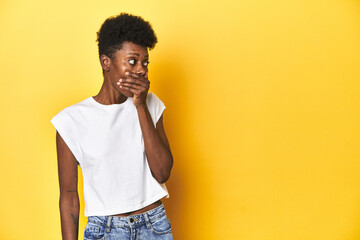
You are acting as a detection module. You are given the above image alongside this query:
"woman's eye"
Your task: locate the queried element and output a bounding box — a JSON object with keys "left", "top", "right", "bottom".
{"left": 143, "top": 61, "right": 150, "bottom": 67}
{"left": 128, "top": 59, "right": 136, "bottom": 65}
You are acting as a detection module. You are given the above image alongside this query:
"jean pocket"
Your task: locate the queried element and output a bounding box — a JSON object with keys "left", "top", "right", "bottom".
{"left": 84, "top": 221, "right": 106, "bottom": 240}
{"left": 149, "top": 213, "right": 172, "bottom": 234}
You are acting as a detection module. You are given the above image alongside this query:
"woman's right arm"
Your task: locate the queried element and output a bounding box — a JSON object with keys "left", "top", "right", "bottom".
{"left": 56, "top": 131, "right": 80, "bottom": 240}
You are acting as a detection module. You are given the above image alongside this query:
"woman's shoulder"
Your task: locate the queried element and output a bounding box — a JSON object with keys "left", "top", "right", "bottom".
{"left": 147, "top": 91, "right": 165, "bottom": 108}
{"left": 146, "top": 91, "right": 166, "bottom": 123}
{"left": 147, "top": 91, "right": 155, "bottom": 99}
{"left": 147, "top": 91, "right": 163, "bottom": 103}
{"left": 52, "top": 97, "right": 91, "bottom": 121}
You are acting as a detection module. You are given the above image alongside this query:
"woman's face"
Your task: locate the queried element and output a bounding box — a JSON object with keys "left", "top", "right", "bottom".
{"left": 106, "top": 41, "right": 149, "bottom": 97}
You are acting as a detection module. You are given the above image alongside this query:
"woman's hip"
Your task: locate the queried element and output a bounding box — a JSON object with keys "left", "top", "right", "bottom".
{"left": 84, "top": 202, "right": 173, "bottom": 240}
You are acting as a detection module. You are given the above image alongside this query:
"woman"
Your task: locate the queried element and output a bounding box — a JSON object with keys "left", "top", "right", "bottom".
{"left": 51, "top": 13, "right": 174, "bottom": 240}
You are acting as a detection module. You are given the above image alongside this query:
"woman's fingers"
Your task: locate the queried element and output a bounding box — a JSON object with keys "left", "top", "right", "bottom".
{"left": 121, "top": 86, "right": 139, "bottom": 95}
{"left": 124, "top": 72, "right": 149, "bottom": 82}
{"left": 117, "top": 79, "right": 149, "bottom": 98}
{"left": 117, "top": 74, "right": 150, "bottom": 93}
{"left": 119, "top": 78, "right": 149, "bottom": 87}
{"left": 120, "top": 82, "right": 143, "bottom": 90}
{"left": 117, "top": 72, "right": 149, "bottom": 106}
{"left": 118, "top": 79, "right": 149, "bottom": 91}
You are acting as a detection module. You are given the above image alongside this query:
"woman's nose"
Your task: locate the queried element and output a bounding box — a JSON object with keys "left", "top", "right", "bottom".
{"left": 136, "top": 64, "right": 146, "bottom": 76}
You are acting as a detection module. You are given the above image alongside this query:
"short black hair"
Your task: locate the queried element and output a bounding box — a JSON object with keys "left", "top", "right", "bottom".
{"left": 96, "top": 13, "right": 157, "bottom": 60}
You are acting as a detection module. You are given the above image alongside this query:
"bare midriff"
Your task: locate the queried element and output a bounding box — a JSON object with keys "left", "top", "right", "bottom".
{"left": 111, "top": 200, "right": 162, "bottom": 217}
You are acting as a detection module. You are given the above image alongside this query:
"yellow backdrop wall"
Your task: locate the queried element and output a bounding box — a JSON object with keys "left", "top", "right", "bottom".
{"left": 0, "top": 0, "right": 359, "bottom": 239}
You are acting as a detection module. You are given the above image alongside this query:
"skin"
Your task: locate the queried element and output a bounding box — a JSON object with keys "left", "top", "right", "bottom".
{"left": 56, "top": 41, "right": 173, "bottom": 240}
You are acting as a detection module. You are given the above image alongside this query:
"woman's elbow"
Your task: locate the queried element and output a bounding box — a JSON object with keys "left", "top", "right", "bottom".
{"left": 156, "top": 173, "right": 170, "bottom": 184}
{"left": 156, "top": 158, "right": 173, "bottom": 184}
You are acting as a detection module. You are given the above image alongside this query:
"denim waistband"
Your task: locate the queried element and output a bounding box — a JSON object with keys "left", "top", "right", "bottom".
{"left": 87, "top": 202, "right": 166, "bottom": 230}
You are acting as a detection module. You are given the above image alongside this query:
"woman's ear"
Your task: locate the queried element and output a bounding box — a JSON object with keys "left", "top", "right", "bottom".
{"left": 100, "top": 54, "right": 111, "bottom": 72}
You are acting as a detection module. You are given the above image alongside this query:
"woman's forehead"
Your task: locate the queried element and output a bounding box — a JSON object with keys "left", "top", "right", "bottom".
{"left": 119, "top": 42, "right": 149, "bottom": 56}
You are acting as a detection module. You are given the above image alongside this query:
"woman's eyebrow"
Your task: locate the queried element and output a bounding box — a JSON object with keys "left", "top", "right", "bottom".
{"left": 126, "top": 53, "right": 149, "bottom": 57}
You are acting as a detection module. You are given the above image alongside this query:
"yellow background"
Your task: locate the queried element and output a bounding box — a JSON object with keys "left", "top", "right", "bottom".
{"left": 0, "top": 0, "right": 359, "bottom": 239}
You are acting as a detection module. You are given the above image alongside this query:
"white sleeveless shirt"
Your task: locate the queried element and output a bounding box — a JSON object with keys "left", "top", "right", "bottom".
{"left": 50, "top": 92, "right": 169, "bottom": 217}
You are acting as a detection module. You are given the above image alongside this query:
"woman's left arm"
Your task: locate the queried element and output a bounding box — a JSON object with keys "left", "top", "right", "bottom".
{"left": 136, "top": 106, "right": 173, "bottom": 184}
{"left": 119, "top": 71, "right": 173, "bottom": 183}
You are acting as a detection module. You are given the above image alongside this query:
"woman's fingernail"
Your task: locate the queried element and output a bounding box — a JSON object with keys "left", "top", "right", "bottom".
{"left": 125, "top": 72, "right": 129, "bottom": 75}
{"left": 117, "top": 82, "right": 120, "bottom": 85}
{"left": 119, "top": 78, "right": 122, "bottom": 82}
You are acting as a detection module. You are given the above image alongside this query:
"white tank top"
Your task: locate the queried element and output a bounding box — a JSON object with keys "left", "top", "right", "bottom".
{"left": 50, "top": 92, "right": 169, "bottom": 217}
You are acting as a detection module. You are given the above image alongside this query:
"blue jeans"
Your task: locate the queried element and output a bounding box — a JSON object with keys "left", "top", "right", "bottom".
{"left": 83, "top": 203, "right": 173, "bottom": 240}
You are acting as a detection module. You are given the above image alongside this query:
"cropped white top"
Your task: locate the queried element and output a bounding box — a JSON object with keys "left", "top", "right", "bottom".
{"left": 50, "top": 92, "right": 169, "bottom": 217}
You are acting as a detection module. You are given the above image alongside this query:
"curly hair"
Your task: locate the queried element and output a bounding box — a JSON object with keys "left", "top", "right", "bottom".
{"left": 96, "top": 13, "right": 158, "bottom": 60}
